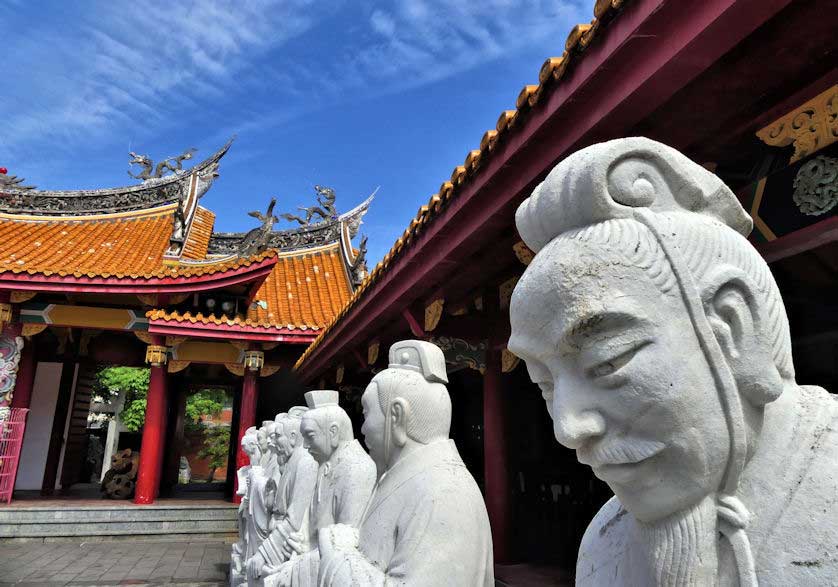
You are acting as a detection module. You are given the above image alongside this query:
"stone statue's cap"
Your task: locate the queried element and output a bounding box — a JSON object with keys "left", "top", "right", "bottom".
{"left": 305, "top": 390, "right": 339, "bottom": 409}
{"left": 287, "top": 406, "right": 308, "bottom": 419}
{"left": 245, "top": 426, "right": 258, "bottom": 436}
{"left": 274, "top": 412, "right": 287, "bottom": 424}
{"left": 515, "top": 137, "right": 753, "bottom": 252}
{"left": 388, "top": 340, "right": 448, "bottom": 384}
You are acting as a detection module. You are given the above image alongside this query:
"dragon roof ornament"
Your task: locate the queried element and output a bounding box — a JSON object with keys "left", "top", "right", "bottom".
{"left": 0, "top": 139, "right": 233, "bottom": 217}
{"left": 208, "top": 190, "right": 374, "bottom": 255}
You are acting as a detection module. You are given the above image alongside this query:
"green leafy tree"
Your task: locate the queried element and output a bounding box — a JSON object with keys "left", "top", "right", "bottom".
{"left": 96, "top": 366, "right": 150, "bottom": 432}
{"left": 185, "top": 389, "right": 227, "bottom": 432}
{"left": 197, "top": 426, "right": 230, "bottom": 482}
{"left": 97, "top": 367, "right": 227, "bottom": 433}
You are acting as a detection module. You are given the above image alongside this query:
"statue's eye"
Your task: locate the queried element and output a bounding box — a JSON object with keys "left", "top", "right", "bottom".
{"left": 587, "top": 341, "right": 650, "bottom": 379}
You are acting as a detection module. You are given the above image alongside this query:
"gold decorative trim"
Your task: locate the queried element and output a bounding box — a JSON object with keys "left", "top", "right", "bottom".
{"left": 145, "top": 344, "right": 168, "bottom": 367}
{"left": 243, "top": 350, "right": 265, "bottom": 372}
{"left": 225, "top": 363, "right": 245, "bottom": 377}
{"left": 0, "top": 303, "right": 11, "bottom": 332}
{"left": 21, "top": 323, "right": 47, "bottom": 338}
{"left": 750, "top": 177, "right": 777, "bottom": 242}
{"left": 168, "top": 360, "right": 191, "bottom": 374}
{"left": 499, "top": 276, "right": 520, "bottom": 311}
{"left": 10, "top": 291, "right": 36, "bottom": 304}
{"left": 757, "top": 85, "right": 838, "bottom": 163}
{"left": 424, "top": 299, "right": 444, "bottom": 332}
{"left": 367, "top": 340, "right": 379, "bottom": 366}
{"left": 134, "top": 331, "right": 154, "bottom": 345}
{"left": 513, "top": 241, "right": 534, "bottom": 266}
{"left": 165, "top": 336, "right": 188, "bottom": 348}
{"left": 136, "top": 294, "right": 157, "bottom": 307}
{"left": 502, "top": 349, "right": 521, "bottom": 373}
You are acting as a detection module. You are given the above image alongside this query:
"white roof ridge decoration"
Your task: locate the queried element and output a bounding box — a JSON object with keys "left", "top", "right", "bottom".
{"left": 0, "top": 139, "right": 233, "bottom": 217}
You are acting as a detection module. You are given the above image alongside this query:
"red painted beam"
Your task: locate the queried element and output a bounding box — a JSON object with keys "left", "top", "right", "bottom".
{"left": 0, "top": 257, "right": 277, "bottom": 295}
{"left": 401, "top": 308, "right": 425, "bottom": 339}
{"left": 147, "top": 321, "right": 318, "bottom": 343}
{"left": 296, "top": 0, "right": 795, "bottom": 382}
{"left": 757, "top": 216, "right": 838, "bottom": 264}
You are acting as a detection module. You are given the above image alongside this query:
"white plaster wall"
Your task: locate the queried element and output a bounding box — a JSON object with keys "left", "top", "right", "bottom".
{"left": 15, "top": 362, "right": 63, "bottom": 491}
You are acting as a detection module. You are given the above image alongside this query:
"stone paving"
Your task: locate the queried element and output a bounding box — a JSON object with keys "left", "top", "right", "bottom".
{"left": 0, "top": 541, "right": 230, "bottom": 586}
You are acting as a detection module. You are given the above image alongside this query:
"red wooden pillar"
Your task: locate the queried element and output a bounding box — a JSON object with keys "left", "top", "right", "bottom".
{"left": 134, "top": 336, "right": 168, "bottom": 505}
{"left": 233, "top": 366, "right": 258, "bottom": 504}
{"left": 483, "top": 347, "right": 510, "bottom": 563}
{"left": 10, "top": 336, "right": 36, "bottom": 410}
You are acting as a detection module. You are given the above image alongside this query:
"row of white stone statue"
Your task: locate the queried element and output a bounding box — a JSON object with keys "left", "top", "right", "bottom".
{"left": 231, "top": 340, "right": 493, "bottom": 586}
{"left": 233, "top": 138, "right": 838, "bottom": 586}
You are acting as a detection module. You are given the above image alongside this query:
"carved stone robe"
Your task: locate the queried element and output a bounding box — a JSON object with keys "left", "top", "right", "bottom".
{"left": 576, "top": 386, "right": 838, "bottom": 586}
{"left": 231, "top": 464, "right": 253, "bottom": 587}
{"left": 265, "top": 440, "right": 377, "bottom": 587}
{"left": 258, "top": 445, "right": 318, "bottom": 569}
{"left": 318, "top": 439, "right": 495, "bottom": 586}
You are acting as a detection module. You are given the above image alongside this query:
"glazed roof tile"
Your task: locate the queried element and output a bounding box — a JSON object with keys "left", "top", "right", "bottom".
{"left": 147, "top": 242, "right": 352, "bottom": 331}
{"left": 294, "top": 0, "right": 627, "bottom": 370}
{"left": 182, "top": 207, "right": 216, "bottom": 260}
{"left": 0, "top": 206, "right": 274, "bottom": 279}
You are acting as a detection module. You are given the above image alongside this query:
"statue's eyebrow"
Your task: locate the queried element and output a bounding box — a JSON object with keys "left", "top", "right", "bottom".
{"left": 561, "top": 311, "right": 645, "bottom": 347}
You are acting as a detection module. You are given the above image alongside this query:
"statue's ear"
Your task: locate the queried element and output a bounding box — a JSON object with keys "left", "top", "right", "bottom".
{"left": 701, "top": 267, "right": 759, "bottom": 363}
{"left": 390, "top": 398, "right": 411, "bottom": 447}
{"left": 701, "top": 267, "right": 782, "bottom": 406}
{"left": 329, "top": 422, "right": 340, "bottom": 448}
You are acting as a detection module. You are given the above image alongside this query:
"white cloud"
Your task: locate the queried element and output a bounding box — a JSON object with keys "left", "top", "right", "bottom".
{"left": 1, "top": 0, "right": 335, "bottom": 158}
{"left": 2, "top": 0, "right": 587, "bottom": 167}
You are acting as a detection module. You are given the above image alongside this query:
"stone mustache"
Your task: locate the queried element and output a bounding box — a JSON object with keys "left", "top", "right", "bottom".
{"left": 231, "top": 340, "right": 495, "bottom": 586}
{"left": 508, "top": 137, "right": 838, "bottom": 586}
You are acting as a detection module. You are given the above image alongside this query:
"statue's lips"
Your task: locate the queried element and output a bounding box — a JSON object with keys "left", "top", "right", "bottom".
{"left": 578, "top": 439, "right": 666, "bottom": 480}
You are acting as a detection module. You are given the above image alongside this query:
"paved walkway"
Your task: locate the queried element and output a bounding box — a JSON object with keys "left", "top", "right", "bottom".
{"left": 0, "top": 541, "right": 229, "bottom": 586}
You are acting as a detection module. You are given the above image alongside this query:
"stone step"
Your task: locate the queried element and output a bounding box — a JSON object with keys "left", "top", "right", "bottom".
{"left": 0, "top": 503, "right": 238, "bottom": 540}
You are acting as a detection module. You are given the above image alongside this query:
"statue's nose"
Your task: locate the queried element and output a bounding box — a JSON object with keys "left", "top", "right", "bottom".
{"left": 552, "top": 380, "right": 606, "bottom": 449}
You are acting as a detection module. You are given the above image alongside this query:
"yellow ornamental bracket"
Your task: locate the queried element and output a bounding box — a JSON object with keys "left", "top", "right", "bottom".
{"left": 502, "top": 349, "right": 521, "bottom": 373}
{"left": 145, "top": 345, "right": 168, "bottom": 367}
{"left": 424, "top": 299, "right": 445, "bottom": 332}
{"left": 367, "top": 340, "right": 380, "bottom": 366}
{"left": 757, "top": 85, "right": 838, "bottom": 163}
{"left": 243, "top": 350, "right": 265, "bottom": 372}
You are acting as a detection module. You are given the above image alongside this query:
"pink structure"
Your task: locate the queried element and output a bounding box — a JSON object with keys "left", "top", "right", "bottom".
{"left": 0, "top": 409, "right": 29, "bottom": 504}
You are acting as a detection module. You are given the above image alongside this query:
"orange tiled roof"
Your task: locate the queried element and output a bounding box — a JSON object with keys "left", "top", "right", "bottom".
{"left": 182, "top": 206, "right": 216, "bottom": 260}
{"left": 0, "top": 206, "right": 274, "bottom": 279}
{"left": 295, "top": 0, "right": 627, "bottom": 370}
{"left": 148, "top": 242, "right": 353, "bottom": 330}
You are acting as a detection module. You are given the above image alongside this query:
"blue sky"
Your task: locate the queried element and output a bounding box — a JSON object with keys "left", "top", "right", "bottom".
{"left": 2, "top": 0, "right": 589, "bottom": 265}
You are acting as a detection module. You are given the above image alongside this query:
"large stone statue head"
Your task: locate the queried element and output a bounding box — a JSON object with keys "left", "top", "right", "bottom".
{"left": 269, "top": 413, "right": 288, "bottom": 465}
{"left": 361, "top": 340, "right": 451, "bottom": 475}
{"left": 257, "top": 425, "right": 270, "bottom": 458}
{"left": 276, "top": 406, "right": 308, "bottom": 460}
{"left": 508, "top": 138, "right": 793, "bottom": 583}
{"left": 242, "top": 426, "right": 262, "bottom": 464}
{"left": 301, "top": 390, "right": 354, "bottom": 464}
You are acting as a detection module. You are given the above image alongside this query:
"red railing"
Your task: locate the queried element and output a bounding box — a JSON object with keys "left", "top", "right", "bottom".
{"left": 0, "top": 408, "right": 29, "bottom": 504}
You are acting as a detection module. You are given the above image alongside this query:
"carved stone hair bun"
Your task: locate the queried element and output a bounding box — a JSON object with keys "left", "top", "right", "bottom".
{"left": 515, "top": 137, "right": 753, "bottom": 252}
